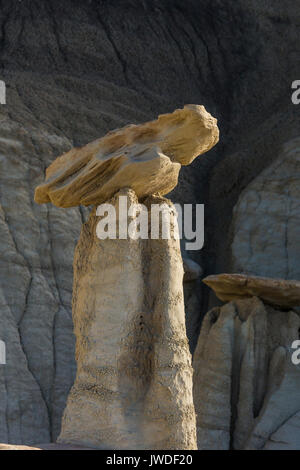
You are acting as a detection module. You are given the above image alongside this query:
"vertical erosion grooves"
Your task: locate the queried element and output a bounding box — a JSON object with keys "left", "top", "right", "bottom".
{"left": 58, "top": 189, "right": 196, "bottom": 449}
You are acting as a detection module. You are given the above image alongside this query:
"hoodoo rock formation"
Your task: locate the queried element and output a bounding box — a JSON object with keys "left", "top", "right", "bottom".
{"left": 57, "top": 189, "right": 196, "bottom": 449}
{"left": 0, "top": 1, "right": 298, "bottom": 447}
{"left": 34, "top": 105, "right": 218, "bottom": 449}
{"left": 193, "top": 275, "right": 300, "bottom": 450}
{"left": 34, "top": 105, "right": 218, "bottom": 208}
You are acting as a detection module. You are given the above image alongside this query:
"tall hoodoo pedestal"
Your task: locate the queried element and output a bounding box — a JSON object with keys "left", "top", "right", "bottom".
{"left": 57, "top": 189, "right": 197, "bottom": 449}
{"left": 34, "top": 104, "right": 219, "bottom": 449}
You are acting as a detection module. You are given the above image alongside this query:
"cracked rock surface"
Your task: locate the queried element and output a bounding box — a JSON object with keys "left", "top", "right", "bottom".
{"left": 193, "top": 297, "right": 300, "bottom": 450}
{"left": 0, "top": 120, "right": 89, "bottom": 444}
{"left": 0, "top": 0, "right": 299, "bottom": 445}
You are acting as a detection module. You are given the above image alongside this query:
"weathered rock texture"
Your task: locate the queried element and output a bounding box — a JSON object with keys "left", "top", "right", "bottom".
{"left": 58, "top": 189, "right": 196, "bottom": 450}
{"left": 263, "top": 412, "right": 300, "bottom": 450}
{"left": 0, "top": 0, "right": 299, "bottom": 445}
{"left": 34, "top": 105, "right": 218, "bottom": 208}
{"left": 193, "top": 296, "right": 300, "bottom": 450}
{"left": 203, "top": 273, "right": 300, "bottom": 309}
{"left": 230, "top": 137, "right": 300, "bottom": 280}
{"left": 0, "top": 120, "right": 84, "bottom": 445}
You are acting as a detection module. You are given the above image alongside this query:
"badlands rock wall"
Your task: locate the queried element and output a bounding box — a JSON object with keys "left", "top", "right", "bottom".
{"left": 230, "top": 137, "right": 300, "bottom": 280}
{"left": 0, "top": 0, "right": 299, "bottom": 444}
{"left": 0, "top": 120, "right": 85, "bottom": 444}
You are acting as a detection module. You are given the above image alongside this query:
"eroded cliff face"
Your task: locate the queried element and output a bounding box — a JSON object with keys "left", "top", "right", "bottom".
{"left": 0, "top": 120, "right": 88, "bottom": 443}
{"left": 0, "top": 0, "right": 299, "bottom": 444}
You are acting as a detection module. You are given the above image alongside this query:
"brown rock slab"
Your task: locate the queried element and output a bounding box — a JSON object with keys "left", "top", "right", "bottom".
{"left": 34, "top": 105, "right": 218, "bottom": 208}
{"left": 203, "top": 273, "right": 300, "bottom": 309}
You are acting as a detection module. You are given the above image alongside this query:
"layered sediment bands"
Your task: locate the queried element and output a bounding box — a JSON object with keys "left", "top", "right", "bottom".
{"left": 34, "top": 105, "right": 218, "bottom": 208}
{"left": 58, "top": 189, "right": 196, "bottom": 450}
{"left": 193, "top": 296, "right": 300, "bottom": 450}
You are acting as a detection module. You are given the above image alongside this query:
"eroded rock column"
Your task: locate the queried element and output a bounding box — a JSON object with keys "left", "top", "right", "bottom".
{"left": 34, "top": 104, "right": 219, "bottom": 449}
{"left": 57, "top": 189, "right": 196, "bottom": 449}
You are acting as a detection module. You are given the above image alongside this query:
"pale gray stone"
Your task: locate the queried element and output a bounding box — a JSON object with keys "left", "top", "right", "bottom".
{"left": 231, "top": 137, "right": 300, "bottom": 280}
{"left": 193, "top": 297, "right": 300, "bottom": 450}
{"left": 263, "top": 412, "right": 300, "bottom": 450}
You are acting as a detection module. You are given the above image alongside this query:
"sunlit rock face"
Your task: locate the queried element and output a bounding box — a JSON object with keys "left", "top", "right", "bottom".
{"left": 34, "top": 105, "right": 219, "bottom": 208}
{"left": 58, "top": 189, "right": 197, "bottom": 450}
{"left": 34, "top": 103, "right": 217, "bottom": 449}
